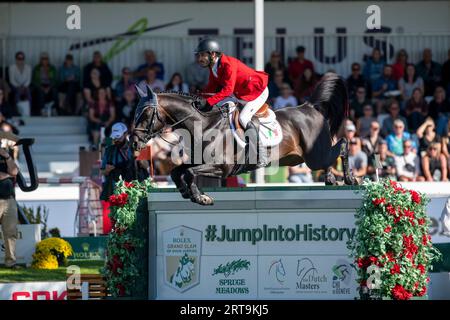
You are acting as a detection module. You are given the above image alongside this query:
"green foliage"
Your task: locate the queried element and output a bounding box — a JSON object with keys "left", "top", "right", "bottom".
{"left": 102, "top": 178, "right": 156, "bottom": 297}
{"left": 348, "top": 179, "right": 442, "bottom": 300}
{"left": 21, "top": 204, "right": 49, "bottom": 239}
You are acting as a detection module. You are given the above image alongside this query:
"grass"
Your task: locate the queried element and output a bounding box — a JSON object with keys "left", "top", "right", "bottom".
{"left": 0, "top": 260, "right": 104, "bottom": 283}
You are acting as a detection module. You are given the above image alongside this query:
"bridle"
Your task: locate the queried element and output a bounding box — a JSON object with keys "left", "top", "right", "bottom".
{"left": 133, "top": 103, "right": 194, "bottom": 146}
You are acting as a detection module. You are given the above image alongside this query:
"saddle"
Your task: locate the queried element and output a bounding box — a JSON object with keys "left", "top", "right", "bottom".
{"left": 229, "top": 103, "right": 283, "bottom": 148}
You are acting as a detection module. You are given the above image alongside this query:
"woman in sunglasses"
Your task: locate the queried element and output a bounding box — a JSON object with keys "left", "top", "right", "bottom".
{"left": 421, "top": 142, "right": 448, "bottom": 181}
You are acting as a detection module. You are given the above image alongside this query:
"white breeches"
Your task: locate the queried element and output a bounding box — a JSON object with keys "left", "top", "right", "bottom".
{"left": 239, "top": 87, "right": 269, "bottom": 128}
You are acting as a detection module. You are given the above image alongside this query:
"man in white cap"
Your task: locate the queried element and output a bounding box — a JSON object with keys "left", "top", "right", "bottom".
{"left": 100, "top": 122, "right": 133, "bottom": 200}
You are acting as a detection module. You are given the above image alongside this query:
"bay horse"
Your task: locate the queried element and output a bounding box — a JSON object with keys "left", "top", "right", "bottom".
{"left": 132, "top": 73, "right": 357, "bottom": 205}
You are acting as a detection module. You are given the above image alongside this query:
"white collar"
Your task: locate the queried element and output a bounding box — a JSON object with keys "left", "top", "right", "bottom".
{"left": 211, "top": 58, "right": 219, "bottom": 77}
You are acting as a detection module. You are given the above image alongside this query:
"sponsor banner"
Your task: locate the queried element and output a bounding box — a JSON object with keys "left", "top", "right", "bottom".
{"left": 0, "top": 224, "right": 40, "bottom": 266}
{"left": 0, "top": 282, "right": 67, "bottom": 300}
{"left": 63, "top": 236, "right": 107, "bottom": 260}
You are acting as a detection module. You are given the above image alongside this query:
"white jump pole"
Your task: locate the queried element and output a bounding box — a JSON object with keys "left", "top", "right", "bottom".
{"left": 254, "top": 0, "right": 265, "bottom": 184}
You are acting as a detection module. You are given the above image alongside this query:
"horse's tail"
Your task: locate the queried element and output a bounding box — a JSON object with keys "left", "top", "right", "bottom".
{"left": 309, "top": 72, "right": 349, "bottom": 137}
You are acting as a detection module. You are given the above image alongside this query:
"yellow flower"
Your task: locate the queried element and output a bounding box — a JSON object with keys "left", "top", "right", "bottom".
{"left": 31, "top": 238, "right": 73, "bottom": 269}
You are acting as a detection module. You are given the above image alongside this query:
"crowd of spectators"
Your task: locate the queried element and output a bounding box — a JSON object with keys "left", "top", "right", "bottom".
{"left": 0, "top": 45, "right": 450, "bottom": 182}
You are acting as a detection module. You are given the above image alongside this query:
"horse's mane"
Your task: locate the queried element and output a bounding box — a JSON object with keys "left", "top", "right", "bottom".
{"left": 158, "top": 91, "right": 223, "bottom": 117}
{"left": 158, "top": 90, "right": 202, "bottom": 101}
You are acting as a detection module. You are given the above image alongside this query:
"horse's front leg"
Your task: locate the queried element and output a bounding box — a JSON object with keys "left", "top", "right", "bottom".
{"left": 184, "top": 165, "right": 224, "bottom": 206}
{"left": 170, "top": 164, "right": 191, "bottom": 199}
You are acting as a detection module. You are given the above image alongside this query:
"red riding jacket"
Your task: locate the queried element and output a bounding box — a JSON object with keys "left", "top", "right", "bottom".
{"left": 202, "top": 54, "right": 269, "bottom": 106}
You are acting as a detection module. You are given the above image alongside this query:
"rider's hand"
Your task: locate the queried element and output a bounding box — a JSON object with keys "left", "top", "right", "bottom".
{"left": 193, "top": 99, "right": 209, "bottom": 109}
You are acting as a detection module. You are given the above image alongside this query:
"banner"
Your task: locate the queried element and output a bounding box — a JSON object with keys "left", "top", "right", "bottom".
{"left": 0, "top": 282, "right": 67, "bottom": 300}
{"left": 63, "top": 236, "right": 107, "bottom": 261}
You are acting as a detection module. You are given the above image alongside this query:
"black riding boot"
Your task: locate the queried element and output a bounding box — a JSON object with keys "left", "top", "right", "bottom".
{"left": 245, "top": 122, "right": 267, "bottom": 168}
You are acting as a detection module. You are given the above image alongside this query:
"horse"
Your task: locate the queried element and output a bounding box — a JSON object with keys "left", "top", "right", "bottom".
{"left": 132, "top": 73, "right": 357, "bottom": 205}
{"left": 169, "top": 254, "right": 195, "bottom": 288}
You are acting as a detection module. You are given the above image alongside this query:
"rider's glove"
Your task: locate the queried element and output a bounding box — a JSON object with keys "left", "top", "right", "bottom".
{"left": 193, "top": 99, "right": 209, "bottom": 110}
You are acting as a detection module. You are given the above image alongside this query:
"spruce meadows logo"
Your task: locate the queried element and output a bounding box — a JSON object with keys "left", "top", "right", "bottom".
{"left": 212, "top": 259, "right": 251, "bottom": 278}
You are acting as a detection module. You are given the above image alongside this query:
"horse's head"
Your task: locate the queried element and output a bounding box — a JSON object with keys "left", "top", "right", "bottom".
{"left": 132, "top": 82, "right": 165, "bottom": 151}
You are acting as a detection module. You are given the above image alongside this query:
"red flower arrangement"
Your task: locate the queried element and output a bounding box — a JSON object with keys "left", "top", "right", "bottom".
{"left": 349, "top": 179, "right": 441, "bottom": 300}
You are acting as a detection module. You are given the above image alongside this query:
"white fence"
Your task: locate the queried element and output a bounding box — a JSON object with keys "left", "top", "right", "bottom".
{"left": 1, "top": 33, "right": 450, "bottom": 83}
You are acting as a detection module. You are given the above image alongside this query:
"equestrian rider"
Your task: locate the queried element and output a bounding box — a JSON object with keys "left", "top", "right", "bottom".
{"left": 195, "top": 38, "right": 269, "bottom": 167}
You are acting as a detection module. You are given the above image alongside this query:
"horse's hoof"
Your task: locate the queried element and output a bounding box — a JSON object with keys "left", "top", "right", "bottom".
{"left": 325, "top": 173, "right": 337, "bottom": 186}
{"left": 344, "top": 175, "right": 359, "bottom": 186}
{"left": 192, "top": 194, "right": 214, "bottom": 205}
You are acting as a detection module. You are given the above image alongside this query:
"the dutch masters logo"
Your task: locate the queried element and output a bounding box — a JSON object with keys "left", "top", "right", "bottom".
{"left": 163, "top": 226, "right": 202, "bottom": 293}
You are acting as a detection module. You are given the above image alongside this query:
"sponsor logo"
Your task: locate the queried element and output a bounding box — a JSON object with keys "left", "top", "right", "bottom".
{"left": 163, "top": 226, "right": 202, "bottom": 293}
{"left": 268, "top": 259, "right": 286, "bottom": 285}
{"left": 212, "top": 259, "right": 251, "bottom": 295}
{"left": 331, "top": 259, "right": 353, "bottom": 295}
{"left": 296, "top": 258, "right": 327, "bottom": 293}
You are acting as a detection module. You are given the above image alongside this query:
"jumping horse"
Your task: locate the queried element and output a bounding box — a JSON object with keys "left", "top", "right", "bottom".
{"left": 132, "top": 73, "right": 357, "bottom": 205}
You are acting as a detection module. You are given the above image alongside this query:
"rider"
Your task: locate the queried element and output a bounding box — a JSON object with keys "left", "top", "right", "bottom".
{"left": 195, "top": 38, "right": 269, "bottom": 167}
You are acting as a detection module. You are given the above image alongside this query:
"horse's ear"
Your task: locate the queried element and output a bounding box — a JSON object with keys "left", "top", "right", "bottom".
{"left": 135, "top": 82, "right": 147, "bottom": 98}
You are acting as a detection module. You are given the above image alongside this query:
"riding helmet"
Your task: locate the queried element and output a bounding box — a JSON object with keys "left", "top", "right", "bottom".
{"left": 195, "top": 38, "right": 221, "bottom": 54}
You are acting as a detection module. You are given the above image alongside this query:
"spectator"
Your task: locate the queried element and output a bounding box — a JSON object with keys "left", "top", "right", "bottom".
{"left": 363, "top": 48, "right": 385, "bottom": 87}
{"left": 0, "top": 123, "right": 19, "bottom": 160}
{"left": 344, "top": 121, "right": 357, "bottom": 141}
{"left": 288, "top": 163, "right": 313, "bottom": 183}
{"left": 83, "top": 51, "right": 113, "bottom": 88}
{"left": 392, "top": 49, "right": 408, "bottom": 81}
{"left": 441, "top": 119, "right": 450, "bottom": 164}
{"left": 350, "top": 86, "right": 371, "bottom": 120}
{"left": 114, "top": 67, "right": 136, "bottom": 105}
{"left": 429, "top": 86, "right": 450, "bottom": 136}
{"left": 416, "top": 118, "right": 440, "bottom": 156}
{"left": 0, "top": 143, "right": 19, "bottom": 269}
{"left": 442, "top": 49, "right": 450, "bottom": 98}
{"left": 372, "top": 65, "right": 398, "bottom": 100}
{"left": 415, "top": 48, "right": 442, "bottom": 97}
{"left": 386, "top": 119, "right": 417, "bottom": 156}
{"left": 288, "top": 46, "right": 314, "bottom": 84}
{"left": 32, "top": 52, "right": 58, "bottom": 116}
{"left": 100, "top": 122, "right": 149, "bottom": 233}
{"left": 346, "top": 62, "right": 368, "bottom": 100}
{"left": 273, "top": 83, "right": 297, "bottom": 110}
{"left": 185, "top": 60, "right": 209, "bottom": 93}
{"left": 357, "top": 104, "right": 377, "bottom": 138}
{"left": 268, "top": 70, "right": 285, "bottom": 102}
{"left": 405, "top": 88, "right": 428, "bottom": 132}
{"left": 265, "top": 51, "right": 287, "bottom": 82}
{"left": 144, "top": 67, "right": 165, "bottom": 92}
{"left": 88, "top": 88, "right": 116, "bottom": 147}
{"left": 348, "top": 137, "right": 368, "bottom": 179}
{"left": 83, "top": 68, "right": 112, "bottom": 105}
{"left": 166, "top": 72, "right": 189, "bottom": 93}
{"left": 135, "top": 50, "right": 165, "bottom": 81}
{"left": 117, "top": 89, "right": 136, "bottom": 126}
{"left": 8, "top": 51, "right": 31, "bottom": 108}
{"left": 421, "top": 142, "right": 448, "bottom": 181}
{"left": 0, "top": 89, "right": 13, "bottom": 119}
{"left": 394, "top": 139, "right": 422, "bottom": 182}
{"left": 293, "top": 67, "right": 318, "bottom": 103}
{"left": 382, "top": 100, "right": 408, "bottom": 137}
{"left": 362, "top": 120, "right": 383, "bottom": 161}
{"left": 0, "top": 77, "right": 11, "bottom": 106}
{"left": 58, "top": 54, "right": 81, "bottom": 115}
{"left": 368, "top": 140, "right": 396, "bottom": 180}
{"left": 399, "top": 64, "right": 424, "bottom": 103}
